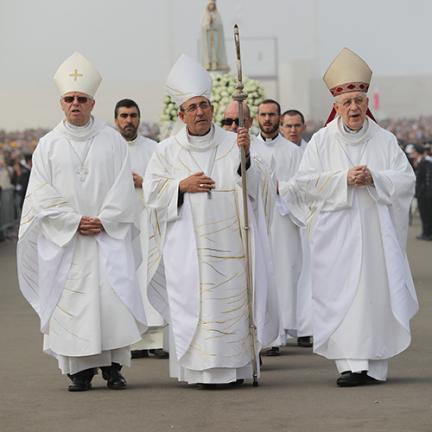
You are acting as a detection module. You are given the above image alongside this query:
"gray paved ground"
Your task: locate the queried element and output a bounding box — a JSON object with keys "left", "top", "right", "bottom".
{"left": 1, "top": 219, "right": 431, "bottom": 432}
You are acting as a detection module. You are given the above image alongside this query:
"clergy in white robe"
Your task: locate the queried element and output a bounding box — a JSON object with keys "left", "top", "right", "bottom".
{"left": 114, "top": 98, "right": 168, "bottom": 359}
{"left": 279, "top": 48, "right": 418, "bottom": 386}
{"left": 278, "top": 109, "right": 313, "bottom": 348}
{"left": 17, "top": 53, "right": 146, "bottom": 392}
{"left": 143, "top": 55, "right": 278, "bottom": 386}
{"left": 280, "top": 109, "right": 308, "bottom": 152}
{"left": 254, "top": 100, "right": 312, "bottom": 354}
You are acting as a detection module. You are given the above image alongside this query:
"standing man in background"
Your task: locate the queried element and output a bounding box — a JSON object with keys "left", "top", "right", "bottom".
{"left": 407, "top": 144, "right": 432, "bottom": 240}
{"left": 221, "top": 100, "right": 253, "bottom": 133}
{"left": 280, "top": 109, "right": 308, "bottom": 151}
{"left": 254, "top": 99, "right": 312, "bottom": 354}
{"left": 115, "top": 98, "right": 169, "bottom": 359}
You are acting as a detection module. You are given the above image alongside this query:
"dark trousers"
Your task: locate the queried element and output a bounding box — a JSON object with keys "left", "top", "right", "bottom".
{"left": 417, "top": 194, "right": 432, "bottom": 237}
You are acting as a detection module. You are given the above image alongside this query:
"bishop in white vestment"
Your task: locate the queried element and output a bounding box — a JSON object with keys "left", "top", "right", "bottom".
{"left": 279, "top": 48, "right": 418, "bottom": 387}
{"left": 17, "top": 53, "right": 146, "bottom": 392}
{"left": 144, "top": 55, "right": 278, "bottom": 386}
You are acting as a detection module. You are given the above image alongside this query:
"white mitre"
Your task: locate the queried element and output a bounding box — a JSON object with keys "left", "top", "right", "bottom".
{"left": 166, "top": 54, "right": 212, "bottom": 106}
{"left": 53, "top": 52, "right": 102, "bottom": 97}
{"left": 323, "top": 47, "right": 372, "bottom": 97}
{"left": 323, "top": 48, "right": 375, "bottom": 125}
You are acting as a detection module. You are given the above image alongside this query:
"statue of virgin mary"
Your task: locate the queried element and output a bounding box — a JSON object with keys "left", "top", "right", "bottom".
{"left": 200, "top": 0, "right": 230, "bottom": 73}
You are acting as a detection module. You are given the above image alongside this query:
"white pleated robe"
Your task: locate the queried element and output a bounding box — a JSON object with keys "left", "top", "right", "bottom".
{"left": 143, "top": 125, "right": 279, "bottom": 384}
{"left": 17, "top": 118, "right": 146, "bottom": 375}
{"left": 253, "top": 134, "right": 311, "bottom": 341}
{"left": 127, "top": 135, "right": 169, "bottom": 351}
{"left": 279, "top": 117, "right": 418, "bottom": 379}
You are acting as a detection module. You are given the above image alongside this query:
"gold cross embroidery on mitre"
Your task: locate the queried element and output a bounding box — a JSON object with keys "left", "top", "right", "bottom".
{"left": 69, "top": 69, "right": 83, "bottom": 81}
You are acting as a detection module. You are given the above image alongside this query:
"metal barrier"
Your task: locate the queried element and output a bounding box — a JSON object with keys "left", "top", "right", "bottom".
{"left": 0, "top": 188, "right": 18, "bottom": 239}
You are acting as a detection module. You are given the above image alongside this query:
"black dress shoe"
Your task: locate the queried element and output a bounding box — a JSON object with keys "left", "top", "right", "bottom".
{"left": 336, "top": 371, "right": 365, "bottom": 387}
{"left": 101, "top": 363, "right": 127, "bottom": 390}
{"left": 361, "top": 371, "right": 382, "bottom": 385}
{"left": 337, "top": 370, "right": 383, "bottom": 387}
{"left": 297, "top": 336, "right": 313, "bottom": 348}
{"left": 197, "top": 383, "right": 218, "bottom": 390}
{"left": 149, "top": 349, "right": 169, "bottom": 359}
{"left": 67, "top": 368, "right": 95, "bottom": 392}
{"left": 131, "top": 349, "right": 149, "bottom": 359}
{"left": 262, "top": 347, "right": 280, "bottom": 356}
{"left": 229, "top": 379, "right": 244, "bottom": 386}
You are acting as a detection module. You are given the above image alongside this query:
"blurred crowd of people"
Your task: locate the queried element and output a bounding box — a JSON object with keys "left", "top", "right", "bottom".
{"left": 1, "top": 114, "right": 431, "bottom": 241}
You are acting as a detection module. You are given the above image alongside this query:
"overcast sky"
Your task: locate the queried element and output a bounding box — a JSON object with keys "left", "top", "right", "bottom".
{"left": 1, "top": 0, "right": 431, "bottom": 130}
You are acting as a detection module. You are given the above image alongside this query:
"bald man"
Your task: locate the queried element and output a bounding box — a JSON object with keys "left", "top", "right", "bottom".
{"left": 221, "top": 100, "right": 253, "bottom": 132}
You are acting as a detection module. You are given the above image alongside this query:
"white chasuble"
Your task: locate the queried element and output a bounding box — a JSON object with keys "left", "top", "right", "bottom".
{"left": 253, "top": 134, "right": 311, "bottom": 340}
{"left": 279, "top": 118, "right": 418, "bottom": 373}
{"left": 143, "top": 125, "right": 278, "bottom": 384}
{"left": 17, "top": 118, "right": 146, "bottom": 374}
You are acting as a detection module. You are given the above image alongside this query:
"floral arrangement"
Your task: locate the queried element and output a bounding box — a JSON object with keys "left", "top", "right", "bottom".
{"left": 160, "top": 73, "right": 265, "bottom": 138}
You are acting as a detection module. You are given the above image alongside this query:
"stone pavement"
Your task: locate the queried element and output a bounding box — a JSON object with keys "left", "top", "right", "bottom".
{"left": 1, "top": 220, "right": 431, "bottom": 432}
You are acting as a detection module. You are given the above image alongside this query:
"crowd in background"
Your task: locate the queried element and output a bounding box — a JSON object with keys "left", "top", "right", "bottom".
{"left": 1, "top": 115, "right": 432, "bottom": 240}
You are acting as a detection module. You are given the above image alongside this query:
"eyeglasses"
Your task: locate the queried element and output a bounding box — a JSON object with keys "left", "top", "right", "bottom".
{"left": 62, "top": 95, "right": 91, "bottom": 104}
{"left": 282, "top": 123, "right": 302, "bottom": 129}
{"left": 182, "top": 101, "right": 211, "bottom": 114}
{"left": 222, "top": 118, "right": 240, "bottom": 126}
{"left": 336, "top": 96, "right": 366, "bottom": 108}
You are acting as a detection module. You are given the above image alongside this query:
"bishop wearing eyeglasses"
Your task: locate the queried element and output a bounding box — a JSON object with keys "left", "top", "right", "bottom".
{"left": 143, "top": 54, "right": 279, "bottom": 387}
{"left": 17, "top": 52, "right": 147, "bottom": 392}
{"left": 279, "top": 48, "right": 418, "bottom": 387}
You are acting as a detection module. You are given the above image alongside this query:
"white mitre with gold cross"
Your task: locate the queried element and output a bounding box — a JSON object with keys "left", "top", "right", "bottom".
{"left": 166, "top": 54, "right": 212, "bottom": 106}
{"left": 53, "top": 52, "right": 102, "bottom": 97}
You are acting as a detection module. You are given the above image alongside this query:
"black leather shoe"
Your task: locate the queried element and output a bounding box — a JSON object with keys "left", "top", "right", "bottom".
{"left": 229, "top": 379, "right": 244, "bottom": 386}
{"left": 336, "top": 371, "right": 366, "bottom": 387}
{"left": 263, "top": 347, "right": 280, "bottom": 356}
{"left": 361, "top": 371, "right": 382, "bottom": 385}
{"left": 67, "top": 368, "right": 95, "bottom": 392}
{"left": 197, "top": 383, "right": 218, "bottom": 390}
{"left": 337, "top": 370, "right": 383, "bottom": 387}
{"left": 101, "top": 363, "right": 127, "bottom": 390}
{"left": 297, "top": 336, "right": 313, "bottom": 348}
{"left": 131, "top": 349, "right": 149, "bottom": 359}
{"left": 149, "top": 349, "right": 169, "bottom": 359}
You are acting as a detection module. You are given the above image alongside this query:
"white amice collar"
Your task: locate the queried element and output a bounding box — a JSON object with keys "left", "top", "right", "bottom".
{"left": 184, "top": 125, "right": 217, "bottom": 152}
{"left": 54, "top": 116, "right": 105, "bottom": 142}
{"left": 337, "top": 117, "right": 371, "bottom": 146}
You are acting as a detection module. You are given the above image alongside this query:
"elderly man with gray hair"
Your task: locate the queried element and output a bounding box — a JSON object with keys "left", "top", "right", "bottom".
{"left": 279, "top": 48, "right": 418, "bottom": 387}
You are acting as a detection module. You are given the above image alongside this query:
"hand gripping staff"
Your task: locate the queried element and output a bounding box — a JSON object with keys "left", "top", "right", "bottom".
{"left": 233, "top": 24, "right": 259, "bottom": 387}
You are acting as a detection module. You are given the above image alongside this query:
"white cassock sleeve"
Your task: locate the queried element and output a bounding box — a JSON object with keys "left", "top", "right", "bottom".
{"left": 27, "top": 145, "right": 81, "bottom": 247}
{"left": 367, "top": 141, "right": 415, "bottom": 248}
{"left": 278, "top": 135, "right": 349, "bottom": 230}
{"left": 97, "top": 143, "right": 138, "bottom": 240}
